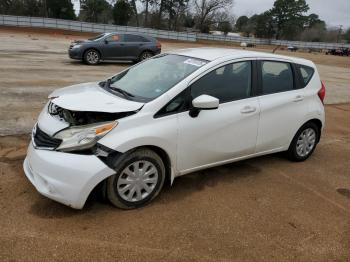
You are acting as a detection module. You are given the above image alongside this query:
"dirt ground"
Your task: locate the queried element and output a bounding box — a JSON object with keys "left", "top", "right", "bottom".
{"left": 0, "top": 26, "right": 350, "bottom": 261}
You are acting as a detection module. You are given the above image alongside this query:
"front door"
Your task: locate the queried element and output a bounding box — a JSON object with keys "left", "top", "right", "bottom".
{"left": 102, "top": 34, "right": 124, "bottom": 59}
{"left": 177, "top": 60, "right": 260, "bottom": 173}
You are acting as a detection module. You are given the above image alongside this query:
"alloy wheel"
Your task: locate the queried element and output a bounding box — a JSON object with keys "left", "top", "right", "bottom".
{"left": 296, "top": 128, "right": 316, "bottom": 157}
{"left": 86, "top": 50, "right": 99, "bottom": 64}
{"left": 140, "top": 52, "right": 152, "bottom": 61}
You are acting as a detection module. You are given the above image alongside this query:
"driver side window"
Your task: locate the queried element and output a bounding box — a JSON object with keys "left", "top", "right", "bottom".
{"left": 190, "top": 61, "right": 252, "bottom": 103}
{"left": 106, "top": 34, "right": 121, "bottom": 42}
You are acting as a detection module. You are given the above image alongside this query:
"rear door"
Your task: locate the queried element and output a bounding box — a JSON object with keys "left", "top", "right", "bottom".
{"left": 176, "top": 60, "right": 261, "bottom": 173}
{"left": 255, "top": 59, "right": 308, "bottom": 153}
{"left": 123, "top": 34, "right": 149, "bottom": 59}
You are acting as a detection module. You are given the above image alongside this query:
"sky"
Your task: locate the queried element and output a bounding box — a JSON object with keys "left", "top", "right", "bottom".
{"left": 233, "top": 0, "right": 350, "bottom": 29}
{"left": 72, "top": 0, "right": 350, "bottom": 29}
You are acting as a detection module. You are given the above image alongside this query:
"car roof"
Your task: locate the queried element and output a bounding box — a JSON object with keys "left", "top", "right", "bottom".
{"left": 167, "top": 47, "right": 314, "bottom": 67}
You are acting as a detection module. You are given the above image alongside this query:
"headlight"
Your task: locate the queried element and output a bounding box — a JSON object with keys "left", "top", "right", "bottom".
{"left": 54, "top": 121, "right": 117, "bottom": 152}
{"left": 72, "top": 44, "right": 82, "bottom": 49}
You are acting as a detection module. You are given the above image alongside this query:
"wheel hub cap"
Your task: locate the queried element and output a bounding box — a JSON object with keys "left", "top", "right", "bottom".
{"left": 87, "top": 51, "right": 98, "bottom": 63}
{"left": 296, "top": 128, "right": 316, "bottom": 157}
{"left": 142, "top": 53, "right": 151, "bottom": 60}
{"left": 117, "top": 161, "right": 158, "bottom": 202}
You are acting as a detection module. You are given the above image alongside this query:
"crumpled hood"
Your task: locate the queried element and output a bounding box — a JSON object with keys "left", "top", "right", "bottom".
{"left": 49, "top": 82, "right": 144, "bottom": 113}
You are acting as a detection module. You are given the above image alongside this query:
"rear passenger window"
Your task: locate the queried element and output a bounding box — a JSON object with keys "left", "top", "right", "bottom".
{"left": 298, "top": 65, "right": 314, "bottom": 86}
{"left": 124, "top": 35, "right": 149, "bottom": 42}
{"left": 191, "top": 61, "right": 252, "bottom": 103}
{"left": 261, "top": 61, "right": 294, "bottom": 95}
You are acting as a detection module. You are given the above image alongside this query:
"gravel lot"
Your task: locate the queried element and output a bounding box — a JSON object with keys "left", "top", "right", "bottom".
{"left": 0, "top": 26, "right": 349, "bottom": 261}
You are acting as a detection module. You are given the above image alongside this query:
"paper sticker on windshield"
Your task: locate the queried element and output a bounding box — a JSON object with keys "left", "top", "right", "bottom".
{"left": 184, "top": 58, "right": 206, "bottom": 67}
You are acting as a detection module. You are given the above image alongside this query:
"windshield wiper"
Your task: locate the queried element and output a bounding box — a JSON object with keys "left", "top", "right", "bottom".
{"left": 111, "top": 86, "right": 135, "bottom": 98}
{"left": 103, "top": 78, "right": 135, "bottom": 98}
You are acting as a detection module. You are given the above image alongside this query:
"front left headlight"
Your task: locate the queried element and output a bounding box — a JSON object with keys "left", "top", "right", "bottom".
{"left": 54, "top": 121, "right": 117, "bottom": 152}
{"left": 71, "top": 44, "right": 82, "bottom": 49}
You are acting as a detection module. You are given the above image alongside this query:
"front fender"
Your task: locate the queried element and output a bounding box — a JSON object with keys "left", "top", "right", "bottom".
{"left": 98, "top": 115, "right": 179, "bottom": 183}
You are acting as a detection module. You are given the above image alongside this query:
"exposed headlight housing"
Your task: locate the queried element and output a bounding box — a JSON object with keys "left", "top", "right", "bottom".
{"left": 72, "top": 44, "right": 82, "bottom": 49}
{"left": 54, "top": 121, "right": 117, "bottom": 152}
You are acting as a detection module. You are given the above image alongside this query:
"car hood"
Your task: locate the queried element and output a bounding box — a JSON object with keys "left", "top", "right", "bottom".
{"left": 48, "top": 82, "right": 144, "bottom": 113}
{"left": 72, "top": 39, "right": 90, "bottom": 44}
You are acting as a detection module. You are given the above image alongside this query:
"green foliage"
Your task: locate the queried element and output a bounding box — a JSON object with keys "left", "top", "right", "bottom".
{"left": 254, "top": 11, "right": 275, "bottom": 38}
{"left": 79, "top": 0, "right": 113, "bottom": 23}
{"left": 305, "top": 13, "right": 326, "bottom": 30}
{"left": 0, "top": 0, "right": 339, "bottom": 43}
{"left": 0, "top": 0, "right": 75, "bottom": 19}
{"left": 113, "top": 0, "right": 133, "bottom": 25}
{"left": 218, "top": 21, "right": 232, "bottom": 35}
{"left": 270, "top": 0, "right": 309, "bottom": 39}
{"left": 235, "top": 16, "right": 249, "bottom": 32}
{"left": 0, "top": 0, "right": 45, "bottom": 17}
{"left": 46, "top": 0, "right": 76, "bottom": 20}
{"left": 165, "top": 0, "right": 188, "bottom": 29}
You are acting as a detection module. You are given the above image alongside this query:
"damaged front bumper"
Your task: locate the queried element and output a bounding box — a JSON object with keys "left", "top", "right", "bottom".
{"left": 23, "top": 143, "right": 115, "bottom": 209}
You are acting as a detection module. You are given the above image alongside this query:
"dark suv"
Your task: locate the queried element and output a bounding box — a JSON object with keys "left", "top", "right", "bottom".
{"left": 68, "top": 32, "right": 162, "bottom": 65}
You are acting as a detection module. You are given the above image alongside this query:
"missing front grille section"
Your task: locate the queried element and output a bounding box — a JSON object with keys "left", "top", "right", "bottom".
{"left": 48, "top": 102, "right": 136, "bottom": 126}
{"left": 34, "top": 125, "right": 62, "bottom": 149}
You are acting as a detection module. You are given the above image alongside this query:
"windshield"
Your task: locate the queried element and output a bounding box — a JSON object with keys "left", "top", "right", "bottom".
{"left": 88, "top": 33, "right": 108, "bottom": 41}
{"left": 108, "top": 54, "right": 208, "bottom": 101}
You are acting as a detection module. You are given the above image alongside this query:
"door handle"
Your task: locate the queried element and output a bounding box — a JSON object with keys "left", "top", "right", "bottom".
{"left": 241, "top": 106, "right": 256, "bottom": 114}
{"left": 293, "top": 95, "right": 304, "bottom": 102}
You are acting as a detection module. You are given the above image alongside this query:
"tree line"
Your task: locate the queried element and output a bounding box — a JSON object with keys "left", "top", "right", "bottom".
{"left": 1, "top": 0, "right": 349, "bottom": 43}
{"left": 235, "top": 0, "right": 350, "bottom": 43}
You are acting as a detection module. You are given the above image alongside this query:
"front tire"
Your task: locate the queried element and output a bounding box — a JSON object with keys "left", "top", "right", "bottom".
{"left": 106, "top": 149, "right": 165, "bottom": 209}
{"left": 287, "top": 122, "right": 319, "bottom": 162}
{"left": 83, "top": 49, "right": 100, "bottom": 65}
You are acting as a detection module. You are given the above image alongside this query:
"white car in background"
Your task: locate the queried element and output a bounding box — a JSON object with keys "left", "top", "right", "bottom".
{"left": 23, "top": 48, "right": 326, "bottom": 209}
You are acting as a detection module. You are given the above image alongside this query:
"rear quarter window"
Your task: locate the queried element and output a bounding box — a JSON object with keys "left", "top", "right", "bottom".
{"left": 298, "top": 65, "right": 315, "bottom": 86}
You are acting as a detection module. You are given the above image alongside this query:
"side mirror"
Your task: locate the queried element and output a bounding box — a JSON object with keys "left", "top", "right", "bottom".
{"left": 190, "top": 95, "right": 219, "bottom": 117}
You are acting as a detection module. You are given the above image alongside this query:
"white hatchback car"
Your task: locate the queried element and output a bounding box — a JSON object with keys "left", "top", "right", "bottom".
{"left": 24, "top": 48, "right": 325, "bottom": 209}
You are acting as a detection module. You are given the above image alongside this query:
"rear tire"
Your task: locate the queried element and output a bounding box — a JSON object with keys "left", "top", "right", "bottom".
{"left": 139, "top": 51, "right": 153, "bottom": 62}
{"left": 106, "top": 149, "right": 165, "bottom": 209}
{"left": 83, "top": 49, "right": 100, "bottom": 65}
{"left": 287, "top": 122, "right": 319, "bottom": 162}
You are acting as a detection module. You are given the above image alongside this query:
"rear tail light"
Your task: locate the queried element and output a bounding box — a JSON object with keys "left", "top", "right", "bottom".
{"left": 318, "top": 81, "right": 326, "bottom": 104}
{"left": 156, "top": 41, "right": 161, "bottom": 49}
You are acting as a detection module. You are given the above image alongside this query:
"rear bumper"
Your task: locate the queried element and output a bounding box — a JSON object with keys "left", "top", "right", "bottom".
{"left": 23, "top": 143, "right": 115, "bottom": 209}
{"left": 155, "top": 48, "right": 161, "bottom": 55}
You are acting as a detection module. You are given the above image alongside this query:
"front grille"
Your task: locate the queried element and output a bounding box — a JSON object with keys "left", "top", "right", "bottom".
{"left": 33, "top": 125, "right": 62, "bottom": 149}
